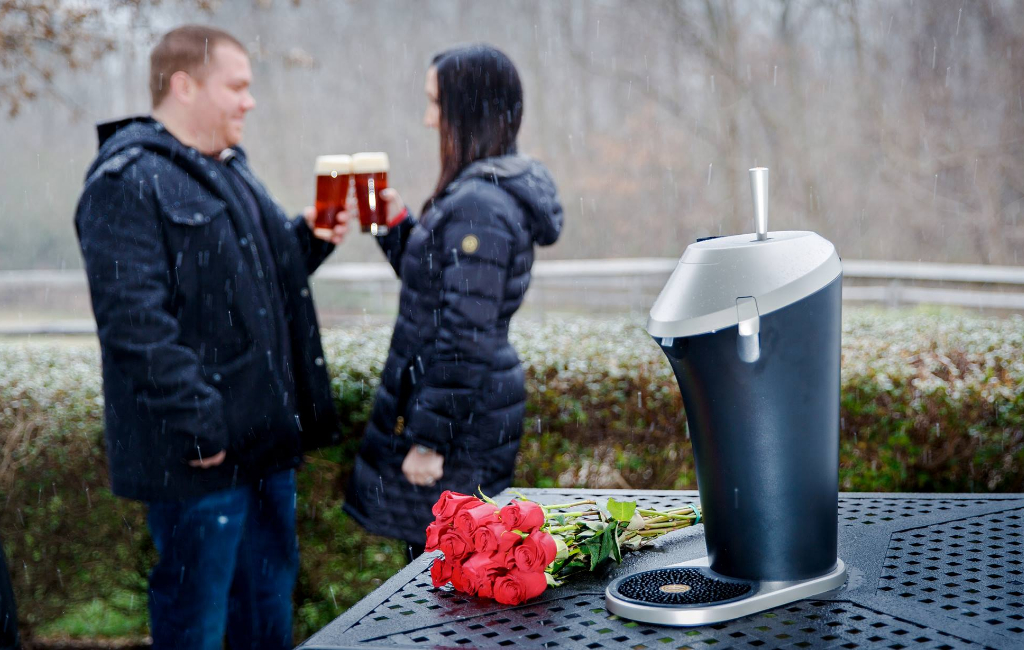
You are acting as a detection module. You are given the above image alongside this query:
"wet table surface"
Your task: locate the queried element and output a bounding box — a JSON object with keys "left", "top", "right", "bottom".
{"left": 301, "top": 489, "right": 1024, "bottom": 650}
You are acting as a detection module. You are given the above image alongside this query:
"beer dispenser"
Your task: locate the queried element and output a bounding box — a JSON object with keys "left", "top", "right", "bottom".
{"left": 605, "top": 168, "right": 848, "bottom": 625}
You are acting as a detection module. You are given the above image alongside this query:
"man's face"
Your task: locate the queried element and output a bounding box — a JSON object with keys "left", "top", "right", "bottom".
{"left": 191, "top": 43, "right": 255, "bottom": 151}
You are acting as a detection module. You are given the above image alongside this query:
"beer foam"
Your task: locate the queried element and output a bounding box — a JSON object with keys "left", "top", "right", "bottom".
{"left": 315, "top": 155, "right": 352, "bottom": 175}
{"left": 352, "top": 152, "right": 390, "bottom": 174}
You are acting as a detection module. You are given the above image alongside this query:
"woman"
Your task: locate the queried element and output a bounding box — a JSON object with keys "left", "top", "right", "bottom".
{"left": 343, "top": 44, "right": 563, "bottom": 559}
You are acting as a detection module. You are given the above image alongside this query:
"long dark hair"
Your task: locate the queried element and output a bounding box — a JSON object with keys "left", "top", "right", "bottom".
{"left": 424, "top": 44, "right": 523, "bottom": 211}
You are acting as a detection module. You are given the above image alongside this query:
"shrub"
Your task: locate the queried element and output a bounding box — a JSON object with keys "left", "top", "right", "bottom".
{"left": 1, "top": 309, "right": 1021, "bottom": 641}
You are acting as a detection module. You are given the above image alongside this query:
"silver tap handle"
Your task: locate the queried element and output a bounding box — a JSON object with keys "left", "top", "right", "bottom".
{"left": 749, "top": 167, "right": 769, "bottom": 241}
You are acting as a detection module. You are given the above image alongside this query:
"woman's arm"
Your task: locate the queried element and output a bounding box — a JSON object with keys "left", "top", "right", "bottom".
{"left": 375, "top": 188, "right": 416, "bottom": 276}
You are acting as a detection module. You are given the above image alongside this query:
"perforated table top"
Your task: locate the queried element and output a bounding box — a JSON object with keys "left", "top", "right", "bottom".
{"left": 301, "top": 490, "right": 1024, "bottom": 650}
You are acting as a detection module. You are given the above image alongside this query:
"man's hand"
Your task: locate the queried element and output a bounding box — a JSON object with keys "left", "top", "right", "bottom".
{"left": 189, "top": 449, "right": 227, "bottom": 469}
{"left": 402, "top": 444, "right": 444, "bottom": 487}
{"left": 303, "top": 205, "right": 351, "bottom": 245}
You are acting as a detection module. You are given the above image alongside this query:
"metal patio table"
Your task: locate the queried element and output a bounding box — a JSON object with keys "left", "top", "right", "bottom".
{"left": 302, "top": 489, "right": 1024, "bottom": 650}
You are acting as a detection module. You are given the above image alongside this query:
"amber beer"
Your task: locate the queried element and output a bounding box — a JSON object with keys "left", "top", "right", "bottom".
{"left": 352, "top": 152, "right": 390, "bottom": 235}
{"left": 314, "top": 155, "right": 352, "bottom": 238}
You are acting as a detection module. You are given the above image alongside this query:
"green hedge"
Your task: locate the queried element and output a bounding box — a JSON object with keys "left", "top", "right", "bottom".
{"left": 1, "top": 309, "right": 1022, "bottom": 642}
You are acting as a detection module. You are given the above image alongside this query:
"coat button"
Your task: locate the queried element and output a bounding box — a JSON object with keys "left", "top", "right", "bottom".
{"left": 212, "top": 373, "right": 222, "bottom": 382}
{"left": 300, "top": 288, "right": 310, "bottom": 298}
{"left": 259, "top": 308, "right": 267, "bottom": 317}
{"left": 314, "top": 357, "right": 324, "bottom": 366}
{"left": 240, "top": 237, "right": 248, "bottom": 246}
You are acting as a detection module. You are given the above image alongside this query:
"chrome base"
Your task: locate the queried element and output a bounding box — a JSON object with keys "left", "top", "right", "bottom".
{"left": 605, "top": 557, "right": 848, "bottom": 626}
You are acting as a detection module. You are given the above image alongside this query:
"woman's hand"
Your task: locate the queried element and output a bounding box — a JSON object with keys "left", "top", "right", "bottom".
{"left": 379, "top": 188, "right": 408, "bottom": 227}
{"left": 402, "top": 444, "right": 444, "bottom": 487}
{"left": 303, "top": 204, "right": 352, "bottom": 245}
{"left": 188, "top": 449, "right": 226, "bottom": 468}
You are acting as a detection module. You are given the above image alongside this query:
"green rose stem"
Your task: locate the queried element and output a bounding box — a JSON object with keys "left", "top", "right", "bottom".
{"left": 643, "top": 521, "right": 693, "bottom": 530}
{"left": 542, "top": 500, "right": 598, "bottom": 510}
{"left": 547, "top": 510, "right": 600, "bottom": 520}
{"left": 637, "top": 508, "right": 698, "bottom": 520}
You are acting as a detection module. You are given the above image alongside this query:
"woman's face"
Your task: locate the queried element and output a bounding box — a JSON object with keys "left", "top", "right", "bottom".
{"left": 423, "top": 66, "right": 440, "bottom": 130}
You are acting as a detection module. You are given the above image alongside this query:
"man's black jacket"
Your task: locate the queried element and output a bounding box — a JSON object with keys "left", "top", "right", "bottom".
{"left": 75, "top": 117, "right": 339, "bottom": 501}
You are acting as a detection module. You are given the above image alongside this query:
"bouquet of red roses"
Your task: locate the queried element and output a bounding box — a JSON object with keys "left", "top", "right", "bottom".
{"left": 426, "top": 490, "right": 702, "bottom": 605}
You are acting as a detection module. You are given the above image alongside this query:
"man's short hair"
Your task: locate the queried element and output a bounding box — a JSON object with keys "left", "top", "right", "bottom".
{"left": 150, "top": 25, "right": 247, "bottom": 107}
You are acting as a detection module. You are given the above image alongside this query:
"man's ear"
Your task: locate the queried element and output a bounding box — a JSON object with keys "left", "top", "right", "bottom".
{"left": 168, "top": 70, "right": 196, "bottom": 105}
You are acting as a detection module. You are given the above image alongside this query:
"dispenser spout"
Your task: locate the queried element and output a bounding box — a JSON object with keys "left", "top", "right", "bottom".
{"left": 749, "top": 167, "right": 769, "bottom": 241}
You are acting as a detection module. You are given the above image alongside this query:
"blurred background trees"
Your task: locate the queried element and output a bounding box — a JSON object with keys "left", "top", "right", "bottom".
{"left": 1, "top": 0, "right": 1021, "bottom": 270}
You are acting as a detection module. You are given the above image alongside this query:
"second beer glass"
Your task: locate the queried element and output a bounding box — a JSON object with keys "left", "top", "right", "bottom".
{"left": 314, "top": 154, "right": 352, "bottom": 238}
{"left": 352, "top": 152, "right": 390, "bottom": 235}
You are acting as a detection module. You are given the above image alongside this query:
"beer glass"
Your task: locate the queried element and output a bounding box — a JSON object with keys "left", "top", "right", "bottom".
{"left": 314, "top": 155, "right": 352, "bottom": 238}
{"left": 352, "top": 152, "right": 390, "bottom": 235}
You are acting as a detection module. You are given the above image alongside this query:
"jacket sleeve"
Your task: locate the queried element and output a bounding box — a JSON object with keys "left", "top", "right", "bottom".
{"left": 75, "top": 172, "right": 227, "bottom": 460}
{"left": 290, "top": 215, "right": 336, "bottom": 275}
{"left": 402, "top": 196, "right": 514, "bottom": 452}
{"left": 375, "top": 213, "right": 417, "bottom": 276}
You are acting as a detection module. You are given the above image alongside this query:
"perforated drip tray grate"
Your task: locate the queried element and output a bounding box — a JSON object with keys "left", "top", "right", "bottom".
{"left": 611, "top": 567, "right": 754, "bottom": 606}
{"left": 605, "top": 556, "right": 848, "bottom": 626}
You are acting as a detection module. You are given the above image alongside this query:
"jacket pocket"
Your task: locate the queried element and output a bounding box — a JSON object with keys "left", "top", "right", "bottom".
{"left": 162, "top": 197, "right": 228, "bottom": 226}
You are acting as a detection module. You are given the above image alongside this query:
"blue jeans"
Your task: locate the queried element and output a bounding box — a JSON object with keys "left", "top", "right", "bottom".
{"left": 146, "top": 469, "right": 298, "bottom": 650}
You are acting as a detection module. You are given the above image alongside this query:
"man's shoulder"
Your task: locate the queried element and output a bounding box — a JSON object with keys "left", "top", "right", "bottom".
{"left": 83, "top": 145, "right": 177, "bottom": 192}
{"left": 85, "top": 146, "right": 146, "bottom": 184}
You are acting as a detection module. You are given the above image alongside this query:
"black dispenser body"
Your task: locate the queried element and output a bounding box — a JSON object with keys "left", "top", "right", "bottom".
{"left": 659, "top": 276, "right": 842, "bottom": 581}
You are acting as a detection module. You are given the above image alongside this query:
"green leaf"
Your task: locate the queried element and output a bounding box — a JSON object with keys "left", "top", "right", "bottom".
{"left": 626, "top": 511, "right": 645, "bottom": 531}
{"left": 553, "top": 534, "right": 570, "bottom": 562}
{"left": 606, "top": 498, "right": 637, "bottom": 522}
{"left": 583, "top": 536, "right": 605, "bottom": 570}
{"left": 584, "top": 520, "right": 608, "bottom": 533}
{"left": 582, "top": 523, "right": 625, "bottom": 570}
{"left": 599, "top": 523, "right": 622, "bottom": 565}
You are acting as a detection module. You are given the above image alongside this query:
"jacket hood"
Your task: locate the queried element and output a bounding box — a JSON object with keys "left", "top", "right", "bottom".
{"left": 453, "top": 154, "right": 563, "bottom": 246}
{"left": 87, "top": 115, "right": 248, "bottom": 179}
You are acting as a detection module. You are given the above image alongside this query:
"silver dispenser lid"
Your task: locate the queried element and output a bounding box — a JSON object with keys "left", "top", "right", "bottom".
{"left": 646, "top": 168, "right": 842, "bottom": 339}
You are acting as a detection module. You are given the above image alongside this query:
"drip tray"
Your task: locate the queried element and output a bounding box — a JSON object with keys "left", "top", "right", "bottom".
{"left": 606, "top": 557, "right": 847, "bottom": 626}
{"left": 613, "top": 567, "right": 754, "bottom": 606}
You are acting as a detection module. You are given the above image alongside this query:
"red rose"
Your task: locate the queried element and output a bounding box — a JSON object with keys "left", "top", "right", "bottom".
{"left": 495, "top": 530, "right": 524, "bottom": 570}
{"left": 449, "top": 561, "right": 475, "bottom": 595}
{"left": 425, "top": 522, "right": 447, "bottom": 553}
{"left": 430, "top": 557, "right": 453, "bottom": 587}
{"left": 459, "top": 553, "right": 501, "bottom": 595}
{"left": 439, "top": 529, "right": 472, "bottom": 561}
{"left": 493, "top": 569, "right": 548, "bottom": 605}
{"left": 455, "top": 503, "right": 500, "bottom": 535}
{"left": 477, "top": 576, "right": 496, "bottom": 599}
{"left": 497, "top": 529, "right": 522, "bottom": 554}
{"left": 500, "top": 500, "right": 546, "bottom": 533}
{"left": 512, "top": 531, "right": 558, "bottom": 573}
{"left": 472, "top": 522, "right": 507, "bottom": 555}
{"left": 432, "top": 491, "right": 480, "bottom": 523}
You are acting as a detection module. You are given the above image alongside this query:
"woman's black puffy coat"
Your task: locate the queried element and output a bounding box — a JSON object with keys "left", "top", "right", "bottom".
{"left": 344, "top": 155, "right": 563, "bottom": 544}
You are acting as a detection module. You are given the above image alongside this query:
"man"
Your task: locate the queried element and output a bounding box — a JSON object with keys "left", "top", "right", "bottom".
{"left": 74, "top": 25, "right": 346, "bottom": 649}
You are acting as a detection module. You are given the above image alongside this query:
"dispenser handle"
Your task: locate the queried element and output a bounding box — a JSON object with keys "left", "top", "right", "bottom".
{"left": 749, "top": 167, "right": 769, "bottom": 241}
{"left": 735, "top": 296, "right": 761, "bottom": 363}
